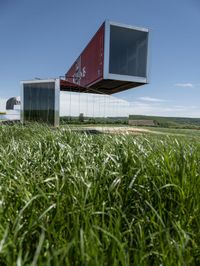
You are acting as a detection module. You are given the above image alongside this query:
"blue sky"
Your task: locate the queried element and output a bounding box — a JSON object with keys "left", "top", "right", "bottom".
{"left": 0, "top": 0, "right": 200, "bottom": 117}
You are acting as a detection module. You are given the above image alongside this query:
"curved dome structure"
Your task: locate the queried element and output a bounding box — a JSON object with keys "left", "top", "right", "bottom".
{"left": 6, "top": 97, "right": 20, "bottom": 110}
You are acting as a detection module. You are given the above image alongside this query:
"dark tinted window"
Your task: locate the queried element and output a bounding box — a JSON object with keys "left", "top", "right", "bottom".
{"left": 23, "top": 82, "right": 55, "bottom": 125}
{"left": 109, "top": 25, "right": 148, "bottom": 77}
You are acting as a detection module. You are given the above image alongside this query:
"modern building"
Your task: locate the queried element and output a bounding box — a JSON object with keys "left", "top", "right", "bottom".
{"left": 21, "top": 79, "right": 60, "bottom": 127}
{"left": 21, "top": 20, "right": 150, "bottom": 127}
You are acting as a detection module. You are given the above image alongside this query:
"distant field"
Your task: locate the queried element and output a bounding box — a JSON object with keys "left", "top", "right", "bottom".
{"left": 0, "top": 124, "right": 199, "bottom": 265}
{"left": 61, "top": 115, "right": 200, "bottom": 130}
{"left": 129, "top": 114, "right": 200, "bottom": 129}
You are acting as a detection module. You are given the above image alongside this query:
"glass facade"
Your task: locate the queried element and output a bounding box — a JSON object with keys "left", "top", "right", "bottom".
{"left": 23, "top": 82, "right": 56, "bottom": 125}
{"left": 109, "top": 25, "right": 148, "bottom": 78}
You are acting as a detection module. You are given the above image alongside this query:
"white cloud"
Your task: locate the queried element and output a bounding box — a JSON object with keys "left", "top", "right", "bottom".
{"left": 138, "top": 96, "right": 166, "bottom": 103}
{"left": 175, "top": 83, "right": 194, "bottom": 88}
{"left": 129, "top": 101, "right": 200, "bottom": 117}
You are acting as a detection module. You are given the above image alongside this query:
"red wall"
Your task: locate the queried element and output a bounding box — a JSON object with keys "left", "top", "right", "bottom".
{"left": 65, "top": 23, "right": 105, "bottom": 87}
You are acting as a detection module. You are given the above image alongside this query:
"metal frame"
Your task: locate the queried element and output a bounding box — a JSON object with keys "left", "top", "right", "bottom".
{"left": 146, "top": 28, "right": 151, "bottom": 84}
{"left": 20, "top": 81, "right": 24, "bottom": 124}
{"left": 54, "top": 79, "right": 60, "bottom": 127}
{"left": 21, "top": 79, "right": 60, "bottom": 127}
{"left": 103, "top": 20, "right": 110, "bottom": 80}
{"left": 103, "top": 20, "right": 149, "bottom": 83}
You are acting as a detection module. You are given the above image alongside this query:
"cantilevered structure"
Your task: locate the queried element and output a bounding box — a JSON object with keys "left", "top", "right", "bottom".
{"left": 66, "top": 20, "right": 149, "bottom": 94}
{"left": 21, "top": 20, "right": 150, "bottom": 126}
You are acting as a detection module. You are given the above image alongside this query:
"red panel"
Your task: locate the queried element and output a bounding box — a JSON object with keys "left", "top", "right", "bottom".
{"left": 65, "top": 23, "right": 105, "bottom": 87}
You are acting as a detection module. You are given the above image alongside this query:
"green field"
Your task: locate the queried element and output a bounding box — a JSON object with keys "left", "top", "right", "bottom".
{"left": 0, "top": 124, "right": 200, "bottom": 265}
{"left": 61, "top": 114, "right": 200, "bottom": 130}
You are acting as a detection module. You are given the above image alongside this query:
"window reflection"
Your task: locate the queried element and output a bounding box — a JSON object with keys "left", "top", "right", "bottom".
{"left": 23, "top": 82, "right": 55, "bottom": 125}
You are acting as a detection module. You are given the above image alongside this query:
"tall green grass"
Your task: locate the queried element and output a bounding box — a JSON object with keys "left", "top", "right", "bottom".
{"left": 0, "top": 124, "right": 199, "bottom": 265}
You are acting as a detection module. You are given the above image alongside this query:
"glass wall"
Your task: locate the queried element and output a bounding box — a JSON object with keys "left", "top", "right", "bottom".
{"left": 23, "top": 82, "right": 56, "bottom": 125}
{"left": 109, "top": 25, "right": 148, "bottom": 78}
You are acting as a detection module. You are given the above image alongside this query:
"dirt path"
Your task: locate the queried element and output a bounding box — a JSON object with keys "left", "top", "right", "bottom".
{"left": 72, "top": 126, "right": 151, "bottom": 134}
